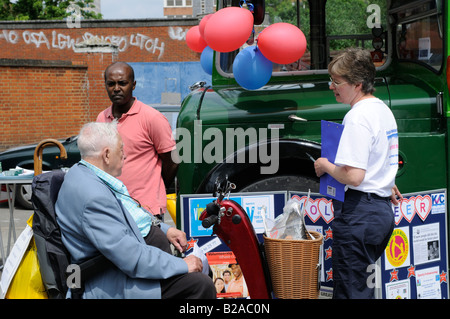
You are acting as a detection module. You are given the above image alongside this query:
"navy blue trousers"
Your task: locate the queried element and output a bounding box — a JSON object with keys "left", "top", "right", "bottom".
{"left": 332, "top": 189, "right": 394, "bottom": 299}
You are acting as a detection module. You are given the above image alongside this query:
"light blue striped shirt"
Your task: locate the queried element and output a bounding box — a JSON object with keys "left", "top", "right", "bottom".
{"left": 80, "top": 160, "right": 153, "bottom": 238}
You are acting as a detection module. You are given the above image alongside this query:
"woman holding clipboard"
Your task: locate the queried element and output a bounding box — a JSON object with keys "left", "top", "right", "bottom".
{"left": 314, "top": 48, "right": 402, "bottom": 299}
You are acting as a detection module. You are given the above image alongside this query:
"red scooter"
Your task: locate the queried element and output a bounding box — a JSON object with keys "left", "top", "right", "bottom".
{"left": 199, "top": 179, "right": 272, "bottom": 299}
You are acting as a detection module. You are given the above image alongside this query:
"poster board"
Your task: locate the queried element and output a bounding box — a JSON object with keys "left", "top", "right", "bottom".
{"left": 289, "top": 189, "right": 448, "bottom": 299}
{"left": 180, "top": 189, "right": 448, "bottom": 299}
{"left": 381, "top": 189, "right": 448, "bottom": 299}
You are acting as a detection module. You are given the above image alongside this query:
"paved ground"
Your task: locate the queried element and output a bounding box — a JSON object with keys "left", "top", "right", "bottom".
{"left": 0, "top": 201, "right": 33, "bottom": 268}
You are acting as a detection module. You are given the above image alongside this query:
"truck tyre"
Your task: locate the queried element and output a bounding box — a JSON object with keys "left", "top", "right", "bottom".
{"left": 239, "top": 175, "right": 319, "bottom": 193}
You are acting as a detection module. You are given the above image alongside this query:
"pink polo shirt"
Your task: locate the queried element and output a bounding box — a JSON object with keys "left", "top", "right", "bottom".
{"left": 96, "top": 99, "right": 175, "bottom": 215}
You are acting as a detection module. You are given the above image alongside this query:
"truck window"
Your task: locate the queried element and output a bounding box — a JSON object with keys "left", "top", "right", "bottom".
{"left": 391, "top": 0, "right": 443, "bottom": 71}
{"left": 218, "top": 0, "right": 388, "bottom": 76}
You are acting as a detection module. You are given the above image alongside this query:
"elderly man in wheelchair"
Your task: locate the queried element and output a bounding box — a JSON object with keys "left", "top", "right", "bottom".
{"left": 47, "top": 122, "right": 215, "bottom": 299}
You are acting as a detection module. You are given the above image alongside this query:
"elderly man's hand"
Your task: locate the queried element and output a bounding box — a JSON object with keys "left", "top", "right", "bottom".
{"left": 166, "top": 227, "right": 188, "bottom": 253}
{"left": 183, "top": 255, "right": 203, "bottom": 273}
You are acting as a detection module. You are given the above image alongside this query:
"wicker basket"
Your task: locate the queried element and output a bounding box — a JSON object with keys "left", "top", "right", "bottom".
{"left": 264, "top": 231, "right": 323, "bottom": 299}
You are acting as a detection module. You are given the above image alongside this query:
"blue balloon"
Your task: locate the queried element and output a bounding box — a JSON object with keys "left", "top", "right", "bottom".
{"left": 200, "top": 46, "right": 214, "bottom": 75}
{"left": 233, "top": 46, "right": 273, "bottom": 90}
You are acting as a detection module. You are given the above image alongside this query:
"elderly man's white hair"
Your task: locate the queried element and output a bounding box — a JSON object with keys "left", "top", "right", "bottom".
{"left": 78, "top": 121, "right": 119, "bottom": 158}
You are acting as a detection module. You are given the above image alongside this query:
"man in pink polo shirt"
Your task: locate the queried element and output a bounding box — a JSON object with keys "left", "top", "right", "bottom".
{"left": 97, "top": 62, "right": 178, "bottom": 219}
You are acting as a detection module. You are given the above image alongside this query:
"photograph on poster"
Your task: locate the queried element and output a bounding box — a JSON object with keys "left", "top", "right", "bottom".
{"left": 385, "top": 279, "right": 411, "bottom": 299}
{"left": 206, "top": 251, "right": 249, "bottom": 298}
{"left": 413, "top": 223, "right": 440, "bottom": 265}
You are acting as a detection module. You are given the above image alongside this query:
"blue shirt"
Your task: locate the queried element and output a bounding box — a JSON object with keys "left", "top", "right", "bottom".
{"left": 79, "top": 160, "right": 154, "bottom": 238}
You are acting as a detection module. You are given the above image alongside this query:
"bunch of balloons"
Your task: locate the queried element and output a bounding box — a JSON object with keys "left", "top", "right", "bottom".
{"left": 186, "top": 6, "right": 307, "bottom": 90}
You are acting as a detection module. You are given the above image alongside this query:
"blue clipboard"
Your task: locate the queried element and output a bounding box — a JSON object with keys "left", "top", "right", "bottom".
{"left": 320, "top": 120, "right": 345, "bottom": 202}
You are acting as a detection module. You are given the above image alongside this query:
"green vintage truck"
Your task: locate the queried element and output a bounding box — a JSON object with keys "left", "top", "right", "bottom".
{"left": 177, "top": 0, "right": 446, "bottom": 200}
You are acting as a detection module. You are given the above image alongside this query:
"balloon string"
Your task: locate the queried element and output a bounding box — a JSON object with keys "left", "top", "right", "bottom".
{"left": 240, "top": 0, "right": 256, "bottom": 49}
{"left": 239, "top": 0, "right": 254, "bottom": 13}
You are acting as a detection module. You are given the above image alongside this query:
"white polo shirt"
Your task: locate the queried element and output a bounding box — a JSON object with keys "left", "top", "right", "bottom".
{"left": 335, "top": 98, "right": 399, "bottom": 197}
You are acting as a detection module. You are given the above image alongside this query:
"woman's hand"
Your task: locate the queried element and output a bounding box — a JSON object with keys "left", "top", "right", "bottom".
{"left": 314, "top": 157, "right": 365, "bottom": 187}
{"left": 390, "top": 185, "right": 403, "bottom": 205}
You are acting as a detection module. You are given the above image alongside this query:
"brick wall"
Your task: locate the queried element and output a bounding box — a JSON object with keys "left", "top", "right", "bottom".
{"left": 0, "top": 18, "right": 200, "bottom": 151}
{"left": 0, "top": 60, "right": 88, "bottom": 150}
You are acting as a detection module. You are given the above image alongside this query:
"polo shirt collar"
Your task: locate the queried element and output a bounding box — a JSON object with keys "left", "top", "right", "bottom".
{"left": 105, "top": 97, "right": 141, "bottom": 120}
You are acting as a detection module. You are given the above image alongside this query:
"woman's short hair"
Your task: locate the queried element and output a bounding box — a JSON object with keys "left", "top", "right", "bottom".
{"left": 328, "top": 48, "right": 376, "bottom": 94}
{"left": 78, "top": 121, "right": 119, "bottom": 158}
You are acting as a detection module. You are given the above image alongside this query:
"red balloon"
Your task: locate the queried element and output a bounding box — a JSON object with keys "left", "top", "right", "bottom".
{"left": 258, "top": 23, "right": 307, "bottom": 65}
{"left": 186, "top": 25, "right": 207, "bottom": 52}
{"left": 199, "top": 14, "right": 213, "bottom": 38}
{"left": 203, "top": 7, "right": 254, "bottom": 53}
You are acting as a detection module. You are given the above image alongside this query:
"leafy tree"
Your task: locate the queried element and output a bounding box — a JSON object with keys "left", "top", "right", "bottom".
{"left": 264, "top": 0, "right": 386, "bottom": 51}
{"left": 325, "top": 0, "right": 387, "bottom": 50}
{"left": 0, "top": 0, "right": 14, "bottom": 20}
{"left": 265, "top": 0, "right": 296, "bottom": 25}
{"left": 264, "top": 0, "right": 310, "bottom": 48}
{"left": 0, "top": 0, "right": 102, "bottom": 20}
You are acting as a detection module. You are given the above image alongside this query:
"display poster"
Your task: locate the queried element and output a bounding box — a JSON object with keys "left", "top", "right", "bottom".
{"left": 180, "top": 189, "right": 448, "bottom": 299}
{"left": 381, "top": 190, "right": 448, "bottom": 299}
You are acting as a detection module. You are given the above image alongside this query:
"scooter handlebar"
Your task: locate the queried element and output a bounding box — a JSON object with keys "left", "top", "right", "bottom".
{"left": 201, "top": 214, "right": 219, "bottom": 228}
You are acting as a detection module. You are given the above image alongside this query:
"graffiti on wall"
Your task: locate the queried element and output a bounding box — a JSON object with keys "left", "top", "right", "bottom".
{"left": 0, "top": 26, "right": 189, "bottom": 59}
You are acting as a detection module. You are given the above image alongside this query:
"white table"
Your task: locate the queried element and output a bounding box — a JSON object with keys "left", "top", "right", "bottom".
{"left": 0, "top": 175, "right": 34, "bottom": 269}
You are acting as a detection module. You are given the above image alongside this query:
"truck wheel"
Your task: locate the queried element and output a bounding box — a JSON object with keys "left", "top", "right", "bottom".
{"left": 239, "top": 175, "right": 319, "bottom": 193}
{"left": 16, "top": 184, "right": 33, "bottom": 210}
